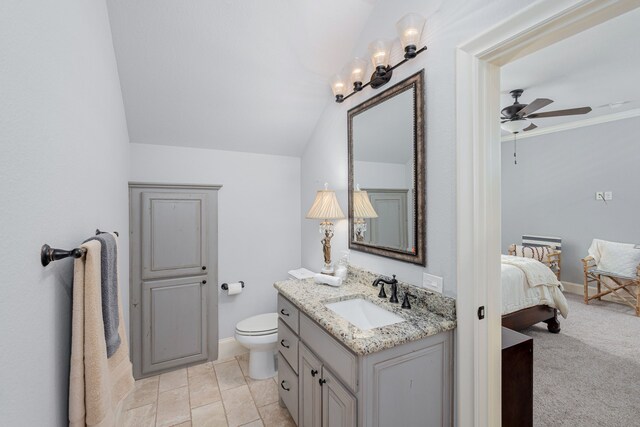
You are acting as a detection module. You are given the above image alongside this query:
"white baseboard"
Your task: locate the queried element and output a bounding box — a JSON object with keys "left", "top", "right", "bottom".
{"left": 217, "top": 337, "right": 248, "bottom": 361}
{"left": 562, "top": 281, "right": 626, "bottom": 303}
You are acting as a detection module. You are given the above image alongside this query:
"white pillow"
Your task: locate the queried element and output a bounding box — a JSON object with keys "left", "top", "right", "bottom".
{"left": 596, "top": 240, "right": 640, "bottom": 278}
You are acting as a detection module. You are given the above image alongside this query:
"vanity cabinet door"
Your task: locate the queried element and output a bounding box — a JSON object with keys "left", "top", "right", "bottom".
{"left": 321, "top": 368, "right": 357, "bottom": 427}
{"left": 299, "top": 343, "right": 322, "bottom": 427}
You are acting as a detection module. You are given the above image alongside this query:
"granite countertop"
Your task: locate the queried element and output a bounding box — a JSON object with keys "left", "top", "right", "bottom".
{"left": 273, "top": 265, "right": 456, "bottom": 356}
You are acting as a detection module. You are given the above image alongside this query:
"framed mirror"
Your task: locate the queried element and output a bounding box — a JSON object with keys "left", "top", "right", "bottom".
{"left": 348, "top": 70, "right": 425, "bottom": 266}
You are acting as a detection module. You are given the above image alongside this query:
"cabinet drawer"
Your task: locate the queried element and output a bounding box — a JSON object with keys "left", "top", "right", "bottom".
{"left": 278, "top": 319, "right": 299, "bottom": 374}
{"left": 278, "top": 294, "right": 299, "bottom": 334}
{"left": 278, "top": 353, "right": 299, "bottom": 425}
{"left": 299, "top": 313, "right": 358, "bottom": 393}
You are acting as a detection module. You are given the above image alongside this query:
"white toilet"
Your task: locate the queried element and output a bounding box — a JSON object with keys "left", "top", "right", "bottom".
{"left": 234, "top": 312, "right": 278, "bottom": 379}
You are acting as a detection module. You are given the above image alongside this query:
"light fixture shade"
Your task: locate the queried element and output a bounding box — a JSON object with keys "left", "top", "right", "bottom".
{"left": 329, "top": 74, "right": 347, "bottom": 97}
{"left": 368, "top": 39, "right": 392, "bottom": 69}
{"left": 348, "top": 57, "right": 368, "bottom": 86}
{"left": 306, "top": 189, "right": 345, "bottom": 220}
{"left": 396, "top": 13, "right": 426, "bottom": 48}
{"left": 501, "top": 119, "right": 529, "bottom": 133}
{"left": 353, "top": 190, "right": 378, "bottom": 218}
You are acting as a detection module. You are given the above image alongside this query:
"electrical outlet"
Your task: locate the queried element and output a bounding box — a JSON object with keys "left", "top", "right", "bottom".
{"left": 422, "top": 272, "right": 443, "bottom": 294}
{"left": 595, "top": 192, "right": 604, "bottom": 201}
{"left": 604, "top": 191, "right": 613, "bottom": 201}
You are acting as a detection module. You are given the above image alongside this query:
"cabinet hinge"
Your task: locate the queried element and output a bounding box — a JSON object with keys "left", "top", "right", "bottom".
{"left": 477, "top": 306, "right": 485, "bottom": 320}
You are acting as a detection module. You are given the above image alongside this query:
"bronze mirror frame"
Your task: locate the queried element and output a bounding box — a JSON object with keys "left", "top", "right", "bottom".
{"left": 347, "top": 70, "right": 425, "bottom": 266}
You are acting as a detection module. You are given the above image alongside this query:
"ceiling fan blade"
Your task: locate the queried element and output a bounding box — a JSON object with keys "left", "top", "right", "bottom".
{"left": 501, "top": 119, "right": 509, "bottom": 123}
{"left": 527, "top": 106, "right": 592, "bottom": 118}
{"left": 523, "top": 123, "right": 537, "bottom": 132}
{"left": 517, "top": 98, "right": 553, "bottom": 117}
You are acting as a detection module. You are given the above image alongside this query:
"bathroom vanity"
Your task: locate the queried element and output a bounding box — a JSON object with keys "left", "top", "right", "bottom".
{"left": 274, "top": 267, "right": 456, "bottom": 427}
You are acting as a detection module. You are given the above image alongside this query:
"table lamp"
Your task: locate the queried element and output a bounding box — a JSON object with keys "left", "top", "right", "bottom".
{"left": 352, "top": 185, "right": 378, "bottom": 242}
{"left": 306, "top": 183, "right": 345, "bottom": 274}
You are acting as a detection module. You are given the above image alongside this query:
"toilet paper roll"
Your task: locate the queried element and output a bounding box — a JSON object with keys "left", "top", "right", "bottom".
{"left": 314, "top": 273, "right": 343, "bottom": 287}
{"left": 226, "top": 282, "right": 243, "bottom": 295}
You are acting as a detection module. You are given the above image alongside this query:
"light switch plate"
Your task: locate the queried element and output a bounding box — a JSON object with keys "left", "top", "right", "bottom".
{"left": 422, "top": 272, "right": 443, "bottom": 294}
{"left": 595, "top": 192, "right": 604, "bottom": 201}
{"left": 604, "top": 191, "right": 613, "bottom": 201}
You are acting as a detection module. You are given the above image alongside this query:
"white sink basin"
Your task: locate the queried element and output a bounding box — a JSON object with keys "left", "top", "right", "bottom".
{"left": 325, "top": 298, "right": 406, "bottom": 330}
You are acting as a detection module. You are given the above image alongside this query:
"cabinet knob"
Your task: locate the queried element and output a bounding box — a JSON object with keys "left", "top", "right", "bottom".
{"left": 202, "top": 280, "right": 207, "bottom": 285}
{"left": 280, "top": 309, "right": 290, "bottom": 317}
{"left": 202, "top": 266, "right": 207, "bottom": 270}
{"left": 319, "top": 378, "right": 327, "bottom": 386}
{"left": 311, "top": 369, "right": 318, "bottom": 377}
{"left": 280, "top": 381, "right": 290, "bottom": 391}
{"left": 280, "top": 339, "right": 290, "bottom": 349}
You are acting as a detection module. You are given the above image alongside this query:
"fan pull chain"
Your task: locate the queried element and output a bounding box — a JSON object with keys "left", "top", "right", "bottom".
{"left": 513, "top": 133, "right": 518, "bottom": 165}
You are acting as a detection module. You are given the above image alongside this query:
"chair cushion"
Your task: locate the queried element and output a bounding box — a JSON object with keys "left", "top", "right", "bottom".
{"left": 589, "top": 239, "right": 640, "bottom": 278}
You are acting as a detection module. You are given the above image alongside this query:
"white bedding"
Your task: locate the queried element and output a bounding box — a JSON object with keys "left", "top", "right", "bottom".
{"left": 501, "top": 255, "right": 569, "bottom": 318}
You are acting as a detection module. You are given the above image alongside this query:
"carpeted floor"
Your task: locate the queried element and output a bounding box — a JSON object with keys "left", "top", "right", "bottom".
{"left": 521, "top": 293, "right": 640, "bottom": 426}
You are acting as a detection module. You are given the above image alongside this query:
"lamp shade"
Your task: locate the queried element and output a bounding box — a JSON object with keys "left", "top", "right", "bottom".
{"left": 306, "top": 189, "right": 345, "bottom": 220}
{"left": 396, "top": 13, "right": 426, "bottom": 49}
{"left": 352, "top": 190, "right": 378, "bottom": 218}
{"left": 329, "top": 74, "right": 347, "bottom": 97}
{"left": 368, "top": 39, "right": 392, "bottom": 69}
{"left": 348, "top": 57, "right": 368, "bottom": 87}
{"left": 501, "top": 119, "right": 529, "bottom": 133}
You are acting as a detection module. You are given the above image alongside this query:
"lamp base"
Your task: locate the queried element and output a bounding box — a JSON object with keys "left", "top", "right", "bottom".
{"left": 321, "top": 263, "right": 334, "bottom": 275}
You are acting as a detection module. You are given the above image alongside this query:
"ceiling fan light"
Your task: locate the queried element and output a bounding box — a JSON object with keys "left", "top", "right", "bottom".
{"left": 501, "top": 119, "right": 529, "bottom": 133}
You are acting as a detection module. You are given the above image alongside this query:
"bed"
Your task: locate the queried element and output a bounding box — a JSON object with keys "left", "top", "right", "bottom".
{"left": 501, "top": 241, "right": 569, "bottom": 333}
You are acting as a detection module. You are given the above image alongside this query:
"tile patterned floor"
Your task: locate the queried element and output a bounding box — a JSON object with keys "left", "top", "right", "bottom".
{"left": 122, "top": 353, "right": 295, "bottom": 427}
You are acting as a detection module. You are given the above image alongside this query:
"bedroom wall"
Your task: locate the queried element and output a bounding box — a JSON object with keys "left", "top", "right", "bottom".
{"left": 300, "top": 0, "right": 532, "bottom": 296}
{"left": 129, "top": 143, "right": 301, "bottom": 339}
{"left": 0, "top": 1, "right": 130, "bottom": 425}
{"left": 501, "top": 116, "right": 640, "bottom": 284}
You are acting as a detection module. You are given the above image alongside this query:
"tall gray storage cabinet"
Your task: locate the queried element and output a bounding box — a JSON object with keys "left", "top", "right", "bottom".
{"left": 129, "top": 183, "right": 220, "bottom": 379}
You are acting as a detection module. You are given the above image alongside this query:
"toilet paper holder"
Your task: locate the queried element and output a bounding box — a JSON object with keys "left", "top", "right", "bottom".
{"left": 221, "top": 281, "right": 245, "bottom": 290}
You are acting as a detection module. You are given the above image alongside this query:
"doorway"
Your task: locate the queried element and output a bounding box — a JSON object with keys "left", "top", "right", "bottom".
{"left": 454, "top": 1, "right": 640, "bottom": 425}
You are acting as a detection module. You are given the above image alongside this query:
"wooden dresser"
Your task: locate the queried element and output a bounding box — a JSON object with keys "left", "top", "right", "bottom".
{"left": 502, "top": 327, "right": 533, "bottom": 427}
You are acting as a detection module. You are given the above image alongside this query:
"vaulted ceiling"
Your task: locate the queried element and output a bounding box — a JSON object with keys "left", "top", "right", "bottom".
{"left": 106, "top": 0, "right": 376, "bottom": 156}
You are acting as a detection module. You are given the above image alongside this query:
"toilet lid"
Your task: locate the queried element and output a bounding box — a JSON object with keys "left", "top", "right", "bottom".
{"left": 236, "top": 313, "right": 278, "bottom": 336}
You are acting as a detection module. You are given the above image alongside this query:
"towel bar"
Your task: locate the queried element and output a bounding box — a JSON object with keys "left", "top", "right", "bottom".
{"left": 41, "top": 244, "right": 86, "bottom": 267}
{"left": 96, "top": 229, "right": 119, "bottom": 237}
{"left": 41, "top": 229, "right": 120, "bottom": 266}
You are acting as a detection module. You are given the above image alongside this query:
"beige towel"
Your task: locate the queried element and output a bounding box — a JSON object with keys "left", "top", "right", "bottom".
{"left": 69, "top": 238, "right": 134, "bottom": 427}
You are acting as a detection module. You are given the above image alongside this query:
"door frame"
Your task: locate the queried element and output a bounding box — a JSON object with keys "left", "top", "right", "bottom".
{"left": 454, "top": 0, "right": 640, "bottom": 425}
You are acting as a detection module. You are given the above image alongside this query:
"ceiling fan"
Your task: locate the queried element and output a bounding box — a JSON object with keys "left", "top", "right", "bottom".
{"left": 500, "top": 89, "right": 592, "bottom": 133}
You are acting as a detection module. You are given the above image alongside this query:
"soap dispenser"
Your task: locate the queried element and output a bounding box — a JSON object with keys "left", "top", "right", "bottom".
{"left": 334, "top": 250, "right": 350, "bottom": 280}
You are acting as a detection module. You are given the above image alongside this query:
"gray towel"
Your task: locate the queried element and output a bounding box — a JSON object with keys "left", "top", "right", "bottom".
{"left": 84, "top": 233, "right": 120, "bottom": 358}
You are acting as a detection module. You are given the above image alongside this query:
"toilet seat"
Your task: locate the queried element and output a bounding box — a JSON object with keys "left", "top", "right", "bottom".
{"left": 235, "top": 313, "right": 278, "bottom": 337}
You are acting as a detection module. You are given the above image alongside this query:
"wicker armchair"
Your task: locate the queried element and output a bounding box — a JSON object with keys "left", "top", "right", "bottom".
{"left": 582, "top": 255, "right": 640, "bottom": 316}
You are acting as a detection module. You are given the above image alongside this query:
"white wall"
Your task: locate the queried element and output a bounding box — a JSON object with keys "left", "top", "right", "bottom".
{"left": 301, "top": 0, "right": 531, "bottom": 296}
{"left": 129, "top": 143, "right": 301, "bottom": 339}
{"left": 502, "top": 117, "right": 640, "bottom": 283}
{"left": 0, "top": 1, "right": 130, "bottom": 425}
{"left": 354, "top": 161, "right": 408, "bottom": 189}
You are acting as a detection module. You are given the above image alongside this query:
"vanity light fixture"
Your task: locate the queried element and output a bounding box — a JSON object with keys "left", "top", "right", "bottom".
{"left": 330, "top": 13, "right": 427, "bottom": 103}
{"left": 306, "top": 183, "right": 345, "bottom": 274}
{"left": 352, "top": 185, "right": 378, "bottom": 242}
